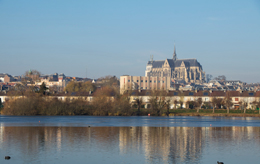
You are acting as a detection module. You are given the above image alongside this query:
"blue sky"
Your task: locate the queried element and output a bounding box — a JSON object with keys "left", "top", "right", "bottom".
{"left": 0, "top": 0, "right": 260, "bottom": 83}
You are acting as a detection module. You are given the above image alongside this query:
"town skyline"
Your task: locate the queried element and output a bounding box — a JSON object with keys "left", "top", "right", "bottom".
{"left": 1, "top": 0, "right": 260, "bottom": 83}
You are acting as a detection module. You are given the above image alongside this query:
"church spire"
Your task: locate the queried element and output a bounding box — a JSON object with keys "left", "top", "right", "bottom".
{"left": 173, "top": 43, "right": 177, "bottom": 60}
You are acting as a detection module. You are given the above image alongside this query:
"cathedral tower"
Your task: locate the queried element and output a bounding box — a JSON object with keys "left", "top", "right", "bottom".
{"left": 173, "top": 44, "right": 177, "bottom": 61}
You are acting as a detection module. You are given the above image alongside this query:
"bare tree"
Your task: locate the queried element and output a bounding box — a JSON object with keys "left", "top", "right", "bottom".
{"left": 196, "top": 98, "right": 203, "bottom": 113}
{"left": 25, "top": 70, "right": 41, "bottom": 82}
{"left": 214, "top": 75, "right": 226, "bottom": 82}
{"left": 223, "top": 92, "right": 233, "bottom": 113}
{"left": 206, "top": 74, "right": 213, "bottom": 83}
{"left": 257, "top": 101, "right": 260, "bottom": 114}
{"left": 243, "top": 101, "right": 248, "bottom": 114}
{"left": 186, "top": 100, "right": 190, "bottom": 109}
{"left": 165, "top": 99, "right": 171, "bottom": 116}
{"left": 149, "top": 91, "right": 167, "bottom": 115}
{"left": 252, "top": 100, "right": 258, "bottom": 111}
{"left": 238, "top": 101, "right": 243, "bottom": 110}
{"left": 135, "top": 97, "right": 143, "bottom": 115}
{"left": 173, "top": 99, "right": 178, "bottom": 109}
{"left": 211, "top": 98, "right": 217, "bottom": 113}
{"left": 179, "top": 100, "right": 183, "bottom": 109}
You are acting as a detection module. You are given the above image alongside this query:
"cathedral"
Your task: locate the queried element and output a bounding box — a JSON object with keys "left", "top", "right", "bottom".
{"left": 145, "top": 46, "right": 205, "bottom": 83}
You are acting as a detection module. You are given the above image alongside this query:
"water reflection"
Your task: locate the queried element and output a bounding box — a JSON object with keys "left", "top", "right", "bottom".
{"left": 1, "top": 126, "right": 260, "bottom": 164}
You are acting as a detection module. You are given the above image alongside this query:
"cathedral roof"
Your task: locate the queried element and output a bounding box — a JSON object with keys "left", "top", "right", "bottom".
{"left": 174, "top": 59, "right": 201, "bottom": 67}
{"left": 147, "top": 60, "right": 165, "bottom": 68}
{"left": 166, "top": 59, "right": 175, "bottom": 67}
{"left": 147, "top": 58, "right": 202, "bottom": 68}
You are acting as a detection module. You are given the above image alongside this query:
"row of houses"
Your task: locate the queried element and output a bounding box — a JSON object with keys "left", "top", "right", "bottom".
{"left": 127, "top": 90, "right": 260, "bottom": 109}
{"left": 1, "top": 90, "right": 260, "bottom": 110}
{"left": 120, "top": 75, "right": 260, "bottom": 94}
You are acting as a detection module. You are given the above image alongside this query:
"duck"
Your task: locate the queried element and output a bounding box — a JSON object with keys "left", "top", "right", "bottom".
{"left": 5, "top": 156, "right": 11, "bottom": 160}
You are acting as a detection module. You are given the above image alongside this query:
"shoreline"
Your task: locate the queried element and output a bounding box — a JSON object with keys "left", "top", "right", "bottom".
{"left": 167, "top": 113, "right": 260, "bottom": 117}
{"left": 1, "top": 113, "right": 260, "bottom": 117}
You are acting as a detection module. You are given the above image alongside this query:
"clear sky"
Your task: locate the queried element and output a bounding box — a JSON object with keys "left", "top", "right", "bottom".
{"left": 0, "top": 0, "right": 260, "bottom": 83}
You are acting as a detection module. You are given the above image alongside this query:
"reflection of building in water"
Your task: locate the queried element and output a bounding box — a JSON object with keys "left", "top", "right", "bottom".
{"left": 57, "top": 127, "right": 62, "bottom": 151}
{"left": 207, "top": 126, "right": 259, "bottom": 144}
{"left": 1, "top": 126, "right": 260, "bottom": 163}
{"left": 142, "top": 127, "right": 171, "bottom": 163}
{"left": 118, "top": 127, "right": 205, "bottom": 163}
{"left": 0, "top": 124, "right": 4, "bottom": 145}
{"left": 119, "top": 127, "right": 142, "bottom": 154}
{"left": 168, "top": 127, "right": 204, "bottom": 163}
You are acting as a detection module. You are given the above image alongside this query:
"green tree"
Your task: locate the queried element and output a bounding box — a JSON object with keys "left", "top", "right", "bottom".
{"left": 39, "top": 82, "right": 48, "bottom": 95}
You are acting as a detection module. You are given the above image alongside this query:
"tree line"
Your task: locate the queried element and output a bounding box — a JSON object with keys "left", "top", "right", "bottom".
{"left": 2, "top": 82, "right": 260, "bottom": 115}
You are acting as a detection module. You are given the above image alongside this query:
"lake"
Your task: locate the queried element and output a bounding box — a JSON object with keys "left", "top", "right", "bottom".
{"left": 1, "top": 116, "right": 260, "bottom": 164}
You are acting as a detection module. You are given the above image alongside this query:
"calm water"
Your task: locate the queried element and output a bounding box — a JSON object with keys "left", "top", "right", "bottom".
{"left": 1, "top": 116, "right": 260, "bottom": 164}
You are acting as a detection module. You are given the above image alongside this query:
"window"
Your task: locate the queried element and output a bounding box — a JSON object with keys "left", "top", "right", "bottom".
{"left": 150, "top": 80, "right": 152, "bottom": 83}
{"left": 158, "top": 81, "right": 160, "bottom": 83}
{"left": 203, "top": 92, "right": 208, "bottom": 96}
{"left": 163, "top": 81, "right": 164, "bottom": 83}
{"left": 174, "top": 92, "right": 178, "bottom": 96}
{"left": 141, "top": 87, "right": 143, "bottom": 89}
{"left": 141, "top": 80, "right": 143, "bottom": 82}
{"left": 154, "top": 81, "right": 156, "bottom": 83}
{"left": 128, "top": 80, "right": 130, "bottom": 82}
{"left": 235, "top": 98, "right": 239, "bottom": 101}
{"left": 189, "top": 92, "right": 194, "bottom": 96}
{"left": 137, "top": 80, "right": 139, "bottom": 82}
{"left": 249, "top": 93, "right": 254, "bottom": 96}
{"left": 145, "top": 80, "right": 147, "bottom": 82}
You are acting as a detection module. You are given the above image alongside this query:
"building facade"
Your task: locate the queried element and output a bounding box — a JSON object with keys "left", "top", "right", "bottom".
{"left": 145, "top": 46, "right": 205, "bottom": 83}
{"left": 127, "top": 90, "right": 260, "bottom": 110}
{"left": 120, "top": 76, "right": 171, "bottom": 94}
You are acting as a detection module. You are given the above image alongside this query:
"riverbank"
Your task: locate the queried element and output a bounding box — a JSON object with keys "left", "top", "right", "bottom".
{"left": 1, "top": 110, "right": 260, "bottom": 117}
{"left": 166, "top": 113, "right": 260, "bottom": 117}
{"left": 1, "top": 96, "right": 260, "bottom": 117}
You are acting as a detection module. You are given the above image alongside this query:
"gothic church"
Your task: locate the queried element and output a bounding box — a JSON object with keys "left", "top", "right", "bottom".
{"left": 145, "top": 46, "right": 205, "bottom": 83}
